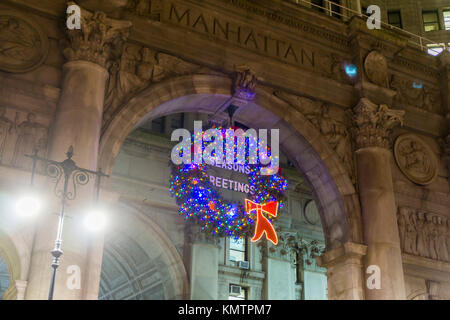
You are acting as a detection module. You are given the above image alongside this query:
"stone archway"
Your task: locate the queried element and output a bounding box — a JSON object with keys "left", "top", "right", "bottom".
{"left": 99, "top": 200, "right": 189, "bottom": 300}
{"left": 99, "top": 74, "right": 362, "bottom": 250}
{"left": 0, "top": 230, "right": 21, "bottom": 300}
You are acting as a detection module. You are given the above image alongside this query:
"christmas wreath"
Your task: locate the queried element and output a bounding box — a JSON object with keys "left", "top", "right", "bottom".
{"left": 169, "top": 127, "right": 288, "bottom": 239}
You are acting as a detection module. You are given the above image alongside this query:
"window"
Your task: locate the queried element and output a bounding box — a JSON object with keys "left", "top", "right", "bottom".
{"left": 422, "top": 10, "right": 440, "bottom": 32}
{"left": 444, "top": 10, "right": 450, "bottom": 30}
{"left": 329, "top": 0, "right": 341, "bottom": 18}
{"left": 151, "top": 117, "right": 165, "bottom": 133}
{"left": 229, "top": 237, "right": 247, "bottom": 263}
{"left": 427, "top": 44, "right": 445, "bottom": 56}
{"left": 170, "top": 113, "right": 184, "bottom": 130}
{"left": 228, "top": 285, "right": 247, "bottom": 300}
{"left": 311, "top": 0, "right": 324, "bottom": 13}
{"left": 388, "top": 10, "right": 402, "bottom": 29}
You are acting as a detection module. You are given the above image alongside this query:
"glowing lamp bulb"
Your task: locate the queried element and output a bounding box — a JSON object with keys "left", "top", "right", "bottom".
{"left": 84, "top": 210, "right": 107, "bottom": 232}
{"left": 15, "top": 195, "right": 41, "bottom": 217}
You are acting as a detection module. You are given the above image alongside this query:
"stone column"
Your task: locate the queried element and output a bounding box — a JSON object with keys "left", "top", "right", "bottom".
{"left": 438, "top": 52, "right": 450, "bottom": 184}
{"left": 188, "top": 229, "right": 219, "bottom": 300}
{"left": 317, "top": 242, "right": 367, "bottom": 300}
{"left": 25, "top": 7, "right": 131, "bottom": 300}
{"left": 352, "top": 98, "right": 406, "bottom": 300}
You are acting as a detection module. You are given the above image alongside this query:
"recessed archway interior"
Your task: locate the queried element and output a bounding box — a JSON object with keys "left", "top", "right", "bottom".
{"left": 98, "top": 90, "right": 347, "bottom": 300}
{"left": 0, "top": 256, "right": 10, "bottom": 300}
{"left": 120, "top": 92, "right": 350, "bottom": 248}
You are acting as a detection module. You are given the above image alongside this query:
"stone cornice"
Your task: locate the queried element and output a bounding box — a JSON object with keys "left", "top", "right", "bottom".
{"left": 402, "top": 254, "right": 450, "bottom": 283}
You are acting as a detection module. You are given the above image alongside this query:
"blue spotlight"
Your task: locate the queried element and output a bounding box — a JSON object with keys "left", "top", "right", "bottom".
{"left": 344, "top": 64, "right": 358, "bottom": 78}
{"left": 412, "top": 82, "right": 423, "bottom": 89}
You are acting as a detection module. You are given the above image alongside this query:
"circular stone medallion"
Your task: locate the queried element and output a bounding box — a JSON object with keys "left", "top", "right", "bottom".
{"left": 0, "top": 10, "right": 49, "bottom": 73}
{"left": 364, "top": 50, "right": 388, "bottom": 87}
{"left": 394, "top": 134, "right": 438, "bottom": 185}
{"left": 304, "top": 200, "right": 320, "bottom": 225}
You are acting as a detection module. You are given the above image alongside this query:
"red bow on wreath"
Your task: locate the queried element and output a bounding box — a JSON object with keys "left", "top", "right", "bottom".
{"left": 245, "top": 200, "right": 279, "bottom": 245}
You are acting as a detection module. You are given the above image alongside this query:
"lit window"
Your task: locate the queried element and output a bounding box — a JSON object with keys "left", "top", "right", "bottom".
{"left": 422, "top": 11, "right": 440, "bottom": 32}
{"left": 388, "top": 10, "right": 402, "bottom": 29}
{"left": 229, "top": 237, "right": 247, "bottom": 263}
{"left": 228, "top": 284, "right": 247, "bottom": 300}
{"left": 427, "top": 44, "right": 444, "bottom": 56}
{"left": 444, "top": 10, "right": 450, "bottom": 30}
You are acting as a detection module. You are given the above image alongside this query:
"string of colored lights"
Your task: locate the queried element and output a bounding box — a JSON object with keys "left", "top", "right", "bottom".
{"left": 169, "top": 127, "right": 288, "bottom": 239}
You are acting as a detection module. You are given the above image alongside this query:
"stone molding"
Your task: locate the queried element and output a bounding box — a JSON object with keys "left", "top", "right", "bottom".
{"left": 317, "top": 241, "right": 367, "bottom": 268}
{"left": 352, "top": 98, "right": 405, "bottom": 150}
{"left": 62, "top": 2, "right": 132, "bottom": 69}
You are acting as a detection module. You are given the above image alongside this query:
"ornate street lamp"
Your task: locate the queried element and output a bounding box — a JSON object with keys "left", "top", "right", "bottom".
{"left": 23, "top": 146, "right": 108, "bottom": 300}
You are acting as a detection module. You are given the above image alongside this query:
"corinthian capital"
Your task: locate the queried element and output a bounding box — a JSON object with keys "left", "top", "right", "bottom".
{"left": 352, "top": 98, "right": 405, "bottom": 150}
{"left": 62, "top": 2, "right": 132, "bottom": 68}
{"left": 232, "top": 66, "right": 257, "bottom": 100}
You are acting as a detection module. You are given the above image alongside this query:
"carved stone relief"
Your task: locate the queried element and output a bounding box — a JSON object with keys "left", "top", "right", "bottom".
{"left": 103, "top": 44, "right": 208, "bottom": 126}
{"left": 0, "top": 10, "right": 49, "bottom": 73}
{"left": 274, "top": 91, "right": 354, "bottom": 180}
{"left": 315, "top": 51, "right": 348, "bottom": 83}
{"left": 11, "top": 112, "right": 48, "bottom": 171}
{"left": 0, "top": 107, "right": 48, "bottom": 170}
{"left": 390, "top": 74, "right": 443, "bottom": 115}
{"left": 398, "top": 207, "right": 449, "bottom": 263}
{"left": 364, "top": 50, "right": 388, "bottom": 87}
{"left": 394, "top": 134, "right": 438, "bottom": 186}
{"left": 232, "top": 66, "right": 257, "bottom": 100}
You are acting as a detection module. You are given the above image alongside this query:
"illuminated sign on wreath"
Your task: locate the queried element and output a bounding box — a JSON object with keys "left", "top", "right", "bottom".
{"left": 169, "top": 125, "right": 287, "bottom": 243}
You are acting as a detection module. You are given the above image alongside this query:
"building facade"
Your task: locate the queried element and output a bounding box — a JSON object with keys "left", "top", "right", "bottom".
{"left": 0, "top": 0, "right": 449, "bottom": 300}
